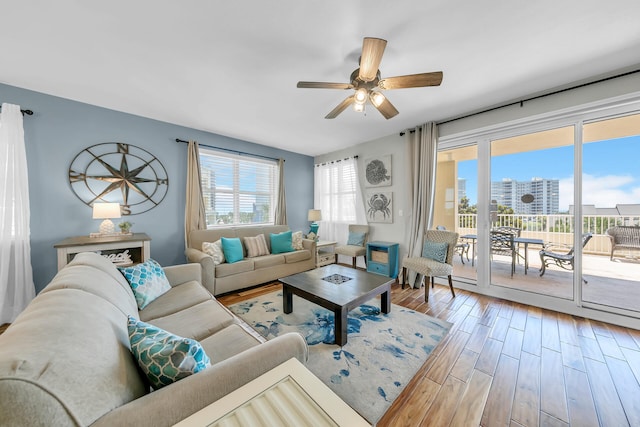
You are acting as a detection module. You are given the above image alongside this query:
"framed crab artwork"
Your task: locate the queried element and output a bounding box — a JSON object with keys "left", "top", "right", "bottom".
{"left": 364, "top": 155, "right": 391, "bottom": 187}
{"left": 366, "top": 191, "right": 393, "bottom": 223}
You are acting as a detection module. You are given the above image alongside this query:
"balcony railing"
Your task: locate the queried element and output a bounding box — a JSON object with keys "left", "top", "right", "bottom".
{"left": 457, "top": 214, "right": 640, "bottom": 256}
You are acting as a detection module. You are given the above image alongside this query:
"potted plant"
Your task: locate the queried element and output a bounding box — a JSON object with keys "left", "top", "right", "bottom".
{"left": 118, "top": 221, "right": 133, "bottom": 234}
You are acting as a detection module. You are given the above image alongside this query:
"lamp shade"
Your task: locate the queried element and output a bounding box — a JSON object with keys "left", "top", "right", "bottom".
{"left": 307, "top": 209, "right": 322, "bottom": 222}
{"left": 93, "top": 203, "right": 121, "bottom": 219}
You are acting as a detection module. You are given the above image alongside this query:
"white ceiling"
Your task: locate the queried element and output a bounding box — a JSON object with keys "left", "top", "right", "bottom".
{"left": 2, "top": 1, "right": 640, "bottom": 156}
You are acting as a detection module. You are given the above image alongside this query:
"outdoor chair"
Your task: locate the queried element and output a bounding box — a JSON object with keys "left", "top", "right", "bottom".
{"left": 605, "top": 226, "right": 640, "bottom": 260}
{"left": 539, "top": 233, "right": 593, "bottom": 282}
{"left": 401, "top": 229, "right": 459, "bottom": 302}
{"left": 435, "top": 225, "right": 470, "bottom": 264}
{"left": 334, "top": 224, "right": 369, "bottom": 268}
{"left": 490, "top": 230, "right": 516, "bottom": 277}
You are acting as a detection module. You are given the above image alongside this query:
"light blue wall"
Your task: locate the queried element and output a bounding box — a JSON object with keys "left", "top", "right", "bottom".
{"left": 0, "top": 83, "right": 314, "bottom": 293}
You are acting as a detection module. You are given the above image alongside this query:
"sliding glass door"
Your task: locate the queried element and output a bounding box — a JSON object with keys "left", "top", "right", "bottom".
{"left": 489, "top": 127, "right": 576, "bottom": 298}
{"left": 581, "top": 113, "right": 640, "bottom": 315}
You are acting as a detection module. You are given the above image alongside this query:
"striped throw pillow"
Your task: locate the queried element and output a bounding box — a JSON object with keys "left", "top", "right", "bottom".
{"left": 244, "top": 234, "right": 270, "bottom": 258}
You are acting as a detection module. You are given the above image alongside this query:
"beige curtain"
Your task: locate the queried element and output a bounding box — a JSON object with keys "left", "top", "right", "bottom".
{"left": 405, "top": 122, "right": 438, "bottom": 287}
{"left": 274, "top": 158, "right": 287, "bottom": 225}
{"left": 184, "top": 140, "right": 207, "bottom": 248}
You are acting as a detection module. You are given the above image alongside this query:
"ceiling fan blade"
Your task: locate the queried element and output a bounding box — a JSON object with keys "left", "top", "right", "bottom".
{"left": 325, "top": 95, "right": 354, "bottom": 119}
{"left": 297, "top": 81, "right": 354, "bottom": 89}
{"left": 358, "top": 37, "right": 387, "bottom": 82}
{"left": 370, "top": 92, "right": 399, "bottom": 120}
{"left": 378, "top": 71, "right": 443, "bottom": 90}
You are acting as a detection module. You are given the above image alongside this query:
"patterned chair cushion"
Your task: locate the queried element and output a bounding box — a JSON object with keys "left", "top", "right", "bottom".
{"left": 127, "top": 316, "right": 210, "bottom": 390}
{"left": 347, "top": 231, "right": 366, "bottom": 246}
{"left": 118, "top": 259, "right": 171, "bottom": 310}
{"left": 402, "top": 256, "right": 453, "bottom": 277}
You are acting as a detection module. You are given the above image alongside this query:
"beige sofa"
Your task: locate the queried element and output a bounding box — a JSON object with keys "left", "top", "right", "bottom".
{"left": 0, "top": 252, "right": 307, "bottom": 427}
{"left": 186, "top": 225, "right": 316, "bottom": 295}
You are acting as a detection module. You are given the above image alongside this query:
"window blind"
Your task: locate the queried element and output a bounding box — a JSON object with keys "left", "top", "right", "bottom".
{"left": 199, "top": 148, "right": 277, "bottom": 226}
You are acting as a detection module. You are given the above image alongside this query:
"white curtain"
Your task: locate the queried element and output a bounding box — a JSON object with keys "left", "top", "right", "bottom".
{"left": 184, "top": 140, "right": 207, "bottom": 249}
{"left": 404, "top": 122, "right": 438, "bottom": 287}
{"left": 274, "top": 158, "right": 287, "bottom": 225}
{"left": 0, "top": 103, "right": 35, "bottom": 323}
{"left": 314, "top": 157, "right": 367, "bottom": 243}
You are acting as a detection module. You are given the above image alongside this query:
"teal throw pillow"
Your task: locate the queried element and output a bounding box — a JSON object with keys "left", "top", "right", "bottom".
{"left": 270, "top": 231, "right": 294, "bottom": 254}
{"left": 221, "top": 237, "right": 244, "bottom": 263}
{"left": 118, "top": 259, "right": 171, "bottom": 310}
{"left": 127, "top": 316, "right": 210, "bottom": 390}
{"left": 347, "top": 231, "right": 366, "bottom": 246}
{"left": 422, "top": 241, "right": 448, "bottom": 263}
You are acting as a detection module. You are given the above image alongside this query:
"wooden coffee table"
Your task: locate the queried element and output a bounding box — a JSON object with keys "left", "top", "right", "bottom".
{"left": 279, "top": 264, "right": 393, "bottom": 346}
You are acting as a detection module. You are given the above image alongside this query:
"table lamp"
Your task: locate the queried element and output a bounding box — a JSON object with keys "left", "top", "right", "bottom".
{"left": 308, "top": 209, "right": 322, "bottom": 237}
{"left": 93, "top": 203, "right": 121, "bottom": 235}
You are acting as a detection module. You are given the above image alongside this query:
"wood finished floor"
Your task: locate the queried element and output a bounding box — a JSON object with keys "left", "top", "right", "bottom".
{"left": 218, "top": 276, "right": 640, "bottom": 427}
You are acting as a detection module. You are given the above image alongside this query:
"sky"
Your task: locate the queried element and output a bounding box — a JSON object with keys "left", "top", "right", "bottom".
{"left": 458, "top": 135, "right": 640, "bottom": 211}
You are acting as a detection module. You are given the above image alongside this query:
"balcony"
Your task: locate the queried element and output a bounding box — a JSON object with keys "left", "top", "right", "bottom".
{"left": 452, "top": 214, "right": 640, "bottom": 314}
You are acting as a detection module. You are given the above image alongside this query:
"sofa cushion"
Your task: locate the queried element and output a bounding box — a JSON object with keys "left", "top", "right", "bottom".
{"left": 284, "top": 249, "right": 312, "bottom": 263}
{"left": 244, "top": 234, "right": 270, "bottom": 258}
{"left": 128, "top": 316, "right": 211, "bottom": 390}
{"left": 254, "top": 253, "right": 286, "bottom": 269}
{"left": 215, "top": 259, "right": 255, "bottom": 278}
{"left": 202, "top": 240, "right": 225, "bottom": 265}
{"left": 199, "top": 324, "right": 261, "bottom": 364}
{"left": 221, "top": 237, "right": 244, "bottom": 263}
{"left": 145, "top": 300, "right": 236, "bottom": 341}
{"left": 0, "top": 289, "right": 147, "bottom": 427}
{"left": 118, "top": 259, "right": 171, "bottom": 310}
{"left": 139, "top": 281, "right": 212, "bottom": 322}
{"left": 270, "top": 231, "right": 294, "bottom": 254}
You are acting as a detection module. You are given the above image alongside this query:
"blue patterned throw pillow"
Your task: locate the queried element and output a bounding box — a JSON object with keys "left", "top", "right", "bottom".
{"left": 118, "top": 258, "right": 171, "bottom": 310}
{"left": 422, "top": 241, "right": 448, "bottom": 263}
{"left": 127, "top": 316, "right": 211, "bottom": 390}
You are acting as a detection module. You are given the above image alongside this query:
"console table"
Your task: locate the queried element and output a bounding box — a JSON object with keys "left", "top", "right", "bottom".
{"left": 174, "top": 357, "right": 370, "bottom": 426}
{"left": 54, "top": 233, "right": 151, "bottom": 271}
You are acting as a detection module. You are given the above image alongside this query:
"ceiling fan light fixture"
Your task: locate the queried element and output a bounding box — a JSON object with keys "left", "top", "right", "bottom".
{"left": 354, "top": 88, "right": 368, "bottom": 104}
{"left": 353, "top": 102, "right": 365, "bottom": 113}
{"left": 370, "top": 91, "right": 385, "bottom": 107}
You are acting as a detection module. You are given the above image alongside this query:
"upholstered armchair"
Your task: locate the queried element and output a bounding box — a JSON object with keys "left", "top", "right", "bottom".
{"left": 334, "top": 224, "right": 370, "bottom": 268}
{"left": 402, "top": 229, "right": 459, "bottom": 302}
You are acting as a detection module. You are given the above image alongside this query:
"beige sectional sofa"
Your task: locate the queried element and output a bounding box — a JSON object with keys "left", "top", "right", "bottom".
{"left": 0, "top": 252, "right": 307, "bottom": 427}
{"left": 186, "top": 225, "right": 316, "bottom": 295}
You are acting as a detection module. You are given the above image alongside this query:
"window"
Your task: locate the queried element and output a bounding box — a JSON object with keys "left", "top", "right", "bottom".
{"left": 199, "top": 148, "right": 278, "bottom": 226}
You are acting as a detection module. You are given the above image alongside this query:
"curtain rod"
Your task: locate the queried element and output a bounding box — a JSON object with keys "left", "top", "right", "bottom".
{"left": 314, "top": 155, "right": 358, "bottom": 167}
{"left": 0, "top": 105, "right": 34, "bottom": 116}
{"left": 399, "top": 67, "right": 640, "bottom": 135}
{"left": 175, "top": 138, "right": 282, "bottom": 162}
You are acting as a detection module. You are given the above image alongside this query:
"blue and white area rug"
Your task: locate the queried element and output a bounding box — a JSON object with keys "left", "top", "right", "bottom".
{"left": 228, "top": 291, "right": 452, "bottom": 425}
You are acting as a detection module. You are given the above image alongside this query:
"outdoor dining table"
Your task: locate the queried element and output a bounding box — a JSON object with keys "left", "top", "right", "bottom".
{"left": 460, "top": 234, "right": 545, "bottom": 274}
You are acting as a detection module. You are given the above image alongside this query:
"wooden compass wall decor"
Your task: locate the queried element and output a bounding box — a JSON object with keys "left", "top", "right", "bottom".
{"left": 68, "top": 142, "right": 169, "bottom": 215}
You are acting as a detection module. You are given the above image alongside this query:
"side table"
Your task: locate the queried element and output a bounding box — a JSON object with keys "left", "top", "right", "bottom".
{"left": 173, "top": 357, "right": 370, "bottom": 426}
{"left": 316, "top": 240, "right": 337, "bottom": 268}
{"left": 54, "top": 233, "right": 151, "bottom": 271}
{"left": 366, "top": 241, "right": 399, "bottom": 279}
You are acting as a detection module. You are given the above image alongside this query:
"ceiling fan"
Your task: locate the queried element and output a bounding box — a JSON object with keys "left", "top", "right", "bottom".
{"left": 297, "top": 37, "right": 443, "bottom": 120}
